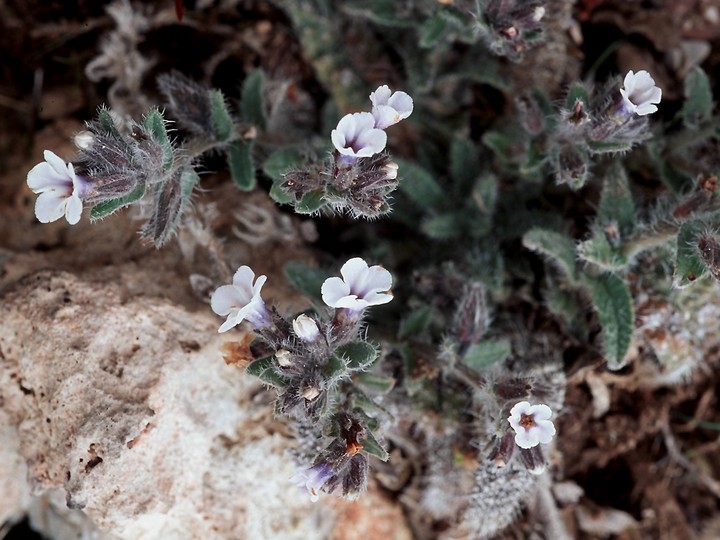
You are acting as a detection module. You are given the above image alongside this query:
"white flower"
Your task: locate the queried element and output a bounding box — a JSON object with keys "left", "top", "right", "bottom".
{"left": 27, "top": 150, "right": 89, "bottom": 225}
{"left": 290, "top": 462, "right": 334, "bottom": 503}
{"left": 331, "top": 112, "right": 387, "bottom": 158}
{"left": 210, "top": 266, "right": 270, "bottom": 333}
{"left": 321, "top": 257, "right": 393, "bottom": 310}
{"left": 293, "top": 314, "right": 320, "bottom": 343}
{"left": 369, "top": 85, "right": 413, "bottom": 129}
{"left": 507, "top": 401, "right": 556, "bottom": 449}
{"left": 620, "top": 70, "right": 662, "bottom": 116}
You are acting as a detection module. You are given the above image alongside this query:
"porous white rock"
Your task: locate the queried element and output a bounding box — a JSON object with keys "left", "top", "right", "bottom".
{"left": 0, "top": 270, "right": 410, "bottom": 540}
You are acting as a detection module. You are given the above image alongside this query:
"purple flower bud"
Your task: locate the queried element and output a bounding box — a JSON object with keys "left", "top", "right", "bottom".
{"left": 290, "top": 462, "right": 334, "bottom": 502}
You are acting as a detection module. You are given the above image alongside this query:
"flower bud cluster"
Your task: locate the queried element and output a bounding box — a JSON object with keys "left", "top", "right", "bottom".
{"left": 210, "top": 257, "right": 393, "bottom": 501}
{"left": 291, "top": 413, "right": 370, "bottom": 502}
{"left": 519, "top": 70, "right": 662, "bottom": 189}
{"left": 477, "top": 0, "right": 547, "bottom": 61}
{"left": 279, "top": 85, "right": 412, "bottom": 219}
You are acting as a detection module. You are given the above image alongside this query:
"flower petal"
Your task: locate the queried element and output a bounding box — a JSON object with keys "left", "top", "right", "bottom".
{"left": 387, "top": 91, "right": 413, "bottom": 118}
{"left": 211, "top": 284, "right": 247, "bottom": 316}
{"left": 340, "top": 258, "right": 370, "bottom": 290}
{"left": 43, "top": 150, "right": 70, "bottom": 178}
{"left": 514, "top": 429, "right": 538, "bottom": 449}
{"left": 529, "top": 403, "right": 552, "bottom": 421}
{"left": 65, "top": 194, "right": 83, "bottom": 225}
{"left": 369, "top": 85, "right": 392, "bottom": 107}
{"left": 34, "top": 190, "right": 68, "bottom": 223}
{"left": 27, "top": 162, "right": 72, "bottom": 193}
{"left": 321, "top": 276, "right": 351, "bottom": 307}
{"left": 218, "top": 313, "right": 241, "bottom": 333}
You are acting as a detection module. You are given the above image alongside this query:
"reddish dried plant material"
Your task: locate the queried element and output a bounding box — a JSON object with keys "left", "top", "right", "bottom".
{"left": 175, "top": 0, "right": 183, "bottom": 21}
{"left": 220, "top": 333, "right": 255, "bottom": 368}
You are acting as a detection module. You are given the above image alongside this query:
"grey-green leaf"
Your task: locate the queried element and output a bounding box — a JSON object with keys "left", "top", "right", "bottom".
{"left": 682, "top": 66, "right": 713, "bottom": 130}
{"left": 241, "top": 69, "right": 266, "bottom": 129}
{"left": 295, "top": 190, "right": 325, "bottom": 214}
{"left": 360, "top": 430, "right": 389, "bottom": 461}
{"left": 463, "top": 339, "right": 511, "bottom": 372}
{"left": 396, "top": 158, "right": 447, "bottom": 209}
{"left": 143, "top": 108, "right": 173, "bottom": 172}
{"left": 674, "top": 220, "right": 707, "bottom": 288}
{"left": 584, "top": 273, "right": 634, "bottom": 370}
{"left": 598, "top": 162, "right": 635, "bottom": 236}
{"left": 209, "top": 89, "right": 233, "bottom": 142}
{"left": 398, "top": 306, "right": 433, "bottom": 339}
{"left": 335, "top": 341, "right": 378, "bottom": 371}
{"left": 523, "top": 228, "right": 578, "bottom": 282}
{"left": 263, "top": 147, "right": 305, "bottom": 182}
{"left": 283, "top": 261, "right": 326, "bottom": 302}
{"left": 227, "top": 140, "right": 256, "bottom": 191}
{"left": 90, "top": 181, "right": 146, "bottom": 220}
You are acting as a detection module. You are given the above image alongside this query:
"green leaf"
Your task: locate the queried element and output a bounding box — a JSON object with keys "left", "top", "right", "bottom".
{"left": 269, "top": 179, "right": 294, "bottom": 204}
{"left": 356, "top": 373, "right": 396, "bottom": 395}
{"left": 482, "top": 131, "right": 513, "bottom": 163}
{"left": 584, "top": 273, "right": 634, "bottom": 370}
{"left": 360, "top": 430, "right": 389, "bottom": 461}
{"left": 246, "top": 356, "right": 289, "bottom": 388}
{"left": 523, "top": 228, "right": 578, "bottom": 282}
{"left": 463, "top": 339, "right": 511, "bottom": 371}
{"left": 396, "top": 158, "right": 447, "bottom": 209}
{"left": 143, "top": 108, "right": 173, "bottom": 172}
{"left": 295, "top": 190, "right": 325, "bottom": 214}
{"left": 682, "top": 67, "right": 713, "bottom": 129}
{"left": 565, "top": 81, "right": 590, "bottom": 111}
{"left": 283, "top": 261, "right": 326, "bottom": 302}
{"left": 419, "top": 12, "right": 450, "bottom": 49}
{"left": 598, "top": 163, "right": 635, "bottom": 236}
{"left": 323, "top": 355, "right": 346, "bottom": 379}
{"left": 263, "top": 147, "right": 305, "bottom": 182}
{"left": 421, "top": 214, "right": 462, "bottom": 239}
{"left": 587, "top": 139, "right": 633, "bottom": 155}
{"left": 450, "top": 137, "right": 479, "bottom": 193}
{"left": 398, "top": 306, "right": 433, "bottom": 339}
{"left": 341, "top": 1, "right": 415, "bottom": 27}
{"left": 335, "top": 341, "right": 378, "bottom": 371}
{"left": 471, "top": 173, "right": 498, "bottom": 234}
{"left": 241, "top": 69, "right": 266, "bottom": 129}
{"left": 97, "top": 106, "right": 122, "bottom": 138}
{"left": 674, "top": 220, "right": 707, "bottom": 288}
{"left": 209, "top": 89, "right": 233, "bottom": 142}
{"left": 227, "top": 140, "right": 256, "bottom": 191}
{"left": 577, "top": 229, "right": 629, "bottom": 271}
{"left": 90, "top": 181, "right": 146, "bottom": 220}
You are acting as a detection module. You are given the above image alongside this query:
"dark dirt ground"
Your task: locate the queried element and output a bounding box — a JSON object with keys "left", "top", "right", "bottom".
{"left": 1, "top": 1, "right": 720, "bottom": 539}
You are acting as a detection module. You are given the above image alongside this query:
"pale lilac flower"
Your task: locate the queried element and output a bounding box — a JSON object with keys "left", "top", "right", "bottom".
{"left": 620, "top": 70, "right": 662, "bottom": 116}
{"left": 290, "top": 462, "right": 334, "bottom": 503}
{"left": 369, "top": 85, "right": 413, "bottom": 129}
{"left": 321, "top": 257, "right": 393, "bottom": 311}
{"left": 293, "top": 314, "right": 320, "bottom": 343}
{"left": 331, "top": 112, "right": 387, "bottom": 158}
{"left": 210, "top": 266, "right": 270, "bottom": 333}
{"left": 507, "top": 401, "right": 556, "bottom": 449}
{"left": 27, "top": 150, "right": 90, "bottom": 225}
